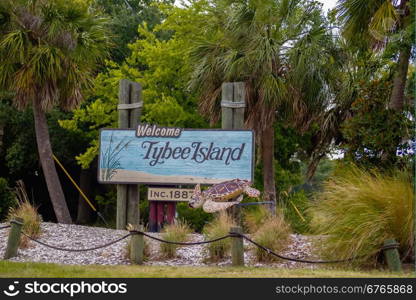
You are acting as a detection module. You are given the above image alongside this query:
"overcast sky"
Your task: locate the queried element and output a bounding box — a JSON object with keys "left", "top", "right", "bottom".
{"left": 318, "top": 0, "right": 338, "bottom": 13}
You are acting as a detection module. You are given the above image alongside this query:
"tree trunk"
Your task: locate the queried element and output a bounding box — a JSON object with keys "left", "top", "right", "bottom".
{"left": 306, "top": 152, "right": 325, "bottom": 183}
{"left": 76, "top": 167, "right": 94, "bottom": 224}
{"left": 261, "top": 125, "right": 276, "bottom": 214}
{"left": 389, "top": 44, "right": 411, "bottom": 111}
{"left": 32, "top": 99, "right": 72, "bottom": 224}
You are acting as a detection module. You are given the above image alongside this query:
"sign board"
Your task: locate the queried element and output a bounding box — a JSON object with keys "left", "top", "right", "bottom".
{"left": 98, "top": 125, "right": 254, "bottom": 185}
{"left": 148, "top": 187, "right": 194, "bottom": 202}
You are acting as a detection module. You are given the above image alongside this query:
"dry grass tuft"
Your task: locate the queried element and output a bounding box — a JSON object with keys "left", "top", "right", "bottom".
{"left": 203, "top": 212, "right": 235, "bottom": 261}
{"left": 244, "top": 206, "right": 272, "bottom": 233}
{"left": 309, "top": 166, "right": 413, "bottom": 266}
{"left": 252, "top": 213, "right": 292, "bottom": 262}
{"left": 160, "top": 221, "right": 192, "bottom": 258}
{"left": 7, "top": 181, "right": 42, "bottom": 248}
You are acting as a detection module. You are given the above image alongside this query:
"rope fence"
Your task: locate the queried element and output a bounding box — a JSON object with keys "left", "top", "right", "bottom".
{"left": 2, "top": 220, "right": 402, "bottom": 271}
{"left": 130, "top": 230, "right": 232, "bottom": 246}
{"left": 21, "top": 232, "right": 132, "bottom": 252}
{"left": 239, "top": 234, "right": 359, "bottom": 264}
{"left": 13, "top": 229, "right": 359, "bottom": 264}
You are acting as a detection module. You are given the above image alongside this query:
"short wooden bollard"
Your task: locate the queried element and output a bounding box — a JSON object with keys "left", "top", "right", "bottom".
{"left": 230, "top": 226, "right": 244, "bottom": 266}
{"left": 382, "top": 239, "right": 402, "bottom": 272}
{"left": 130, "top": 227, "right": 144, "bottom": 265}
{"left": 4, "top": 217, "right": 24, "bottom": 259}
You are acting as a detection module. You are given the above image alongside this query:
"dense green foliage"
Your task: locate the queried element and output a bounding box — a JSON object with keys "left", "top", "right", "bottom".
{"left": 176, "top": 202, "right": 213, "bottom": 233}
{"left": 0, "top": 177, "right": 14, "bottom": 220}
{"left": 0, "top": 1, "right": 414, "bottom": 272}
{"left": 92, "top": 0, "right": 174, "bottom": 62}
{"left": 0, "top": 0, "right": 112, "bottom": 111}
{"left": 0, "top": 101, "right": 88, "bottom": 179}
{"left": 282, "top": 191, "right": 310, "bottom": 234}
{"left": 341, "top": 79, "right": 412, "bottom": 168}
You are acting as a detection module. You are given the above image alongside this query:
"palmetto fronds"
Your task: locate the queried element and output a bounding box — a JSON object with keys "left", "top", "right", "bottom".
{"left": 189, "top": 0, "right": 336, "bottom": 136}
{"left": 336, "top": 0, "right": 409, "bottom": 49}
{"left": 0, "top": 0, "right": 111, "bottom": 111}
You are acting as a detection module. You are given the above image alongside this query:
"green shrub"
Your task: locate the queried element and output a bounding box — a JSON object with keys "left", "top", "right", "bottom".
{"left": 0, "top": 178, "right": 14, "bottom": 221}
{"left": 7, "top": 181, "right": 42, "bottom": 248}
{"left": 252, "top": 213, "right": 291, "bottom": 262}
{"left": 177, "top": 202, "right": 213, "bottom": 232}
{"left": 160, "top": 221, "right": 192, "bottom": 258}
{"left": 282, "top": 190, "right": 311, "bottom": 234}
{"left": 309, "top": 166, "right": 413, "bottom": 266}
{"left": 203, "top": 212, "right": 235, "bottom": 261}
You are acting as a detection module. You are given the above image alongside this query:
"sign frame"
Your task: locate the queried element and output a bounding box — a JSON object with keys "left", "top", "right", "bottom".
{"left": 97, "top": 128, "right": 255, "bottom": 186}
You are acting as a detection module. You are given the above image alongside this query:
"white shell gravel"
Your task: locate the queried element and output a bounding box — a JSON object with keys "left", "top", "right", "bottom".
{"left": 0, "top": 222, "right": 316, "bottom": 268}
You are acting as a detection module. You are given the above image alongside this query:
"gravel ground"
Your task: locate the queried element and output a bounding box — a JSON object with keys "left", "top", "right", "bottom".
{"left": 0, "top": 222, "right": 316, "bottom": 268}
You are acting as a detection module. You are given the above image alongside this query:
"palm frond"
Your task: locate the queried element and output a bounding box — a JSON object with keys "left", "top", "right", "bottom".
{"left": 0, "top": 0, "right": 111, "bottom": 112}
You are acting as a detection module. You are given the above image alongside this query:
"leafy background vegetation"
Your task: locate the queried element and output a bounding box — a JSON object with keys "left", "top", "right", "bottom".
{"left": 0, "top": 0, "right": 414, "bottom": 268}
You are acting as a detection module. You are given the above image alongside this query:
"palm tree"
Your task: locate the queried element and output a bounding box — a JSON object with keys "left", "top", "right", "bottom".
{"left": 189, "top": 0, "right": 334, "bottom": 210}
{"left": 336, "top": 0, "right": 414, "bottom": 111}
{"left": 0, "top": 0, "right": 111, "bottom": 223}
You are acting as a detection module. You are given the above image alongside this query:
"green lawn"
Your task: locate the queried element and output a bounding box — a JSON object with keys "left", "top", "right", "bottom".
{"left": 0, "top": 261, "right": 413, "bottom": 278}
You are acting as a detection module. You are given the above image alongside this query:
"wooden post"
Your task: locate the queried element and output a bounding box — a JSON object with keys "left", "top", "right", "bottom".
{"left": 166, "top": 202, "right": 176, "bottom": 224}
{"left": 221, "top": 83, "right": 234, "bottom": 130}
{"left": 156, "top": 202, "right": 165, "bottom": 231}
{"left": 4, "top": 217, "right": 23, "bottom": 259}
{"left": 117, "top": 79, "right": 142, "bottom": 229}
{"left": 127, "top": 82, "right": 142, "bottom": 227}
{"left": 130, "top": 225, "right": 144, "bottom": 264}
{"left": 116, "top": 185, "right": 128, "bottom": 230}
{"left": 230, "top": 226, "right": 244, "bottom": 266}
{"left": 149, "top": 201, "right": 158, "bottom": 232}
{"left": 383, "top": 239, "right": 402, "bottom": 272}
{"left": 221, "top": 82, "right": 246, "bottom": 224}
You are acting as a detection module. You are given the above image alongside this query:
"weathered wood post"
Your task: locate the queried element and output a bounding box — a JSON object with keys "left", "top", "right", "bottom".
{"left": 166, "top": 202, "right": 176, "bottom": 224}
{"left": 149, "top": 201, "right": 158, "bottom": 232}
{"left": 382, "top": 239, "right": 402, "bottom": 272}
{"left": 4, "top": 217, "right": 23, "bottom": 259}
{"left": 130, "top": 225, "right": 144, "bottom": 264}
{"left": 117, "top": 79, "right": 143, "bottom": 229}
{"left": 221, "top": 82, "right": 246, "bottom": 224}
{"left": 230, "top": 226, "right": 244, "bottom": 266}
{"left": 156, "top": 202, "right": 165, "bottom": 231}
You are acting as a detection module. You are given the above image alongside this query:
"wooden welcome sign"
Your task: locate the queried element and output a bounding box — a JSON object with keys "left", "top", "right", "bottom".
{"left": 98, "top": 124, "right": 254, "bottom": 185}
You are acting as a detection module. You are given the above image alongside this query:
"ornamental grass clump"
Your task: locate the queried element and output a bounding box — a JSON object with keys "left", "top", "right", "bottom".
{"left": 160, "top": 221, "right": 192, "bottom": 258}
{"left": 243, "top": 206, "right": 271, "bottom": 233}
{"left": 7, "top": 181, "right": 42, "bottom": 248}
{"left": 252, "top": 213, "right": 291, "bottom": 262}
{"left": 203, "top": 212, "right": 235, "bottom": 261}
{"left": 309, "top": 166, "right": 413, "bottom": 266}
